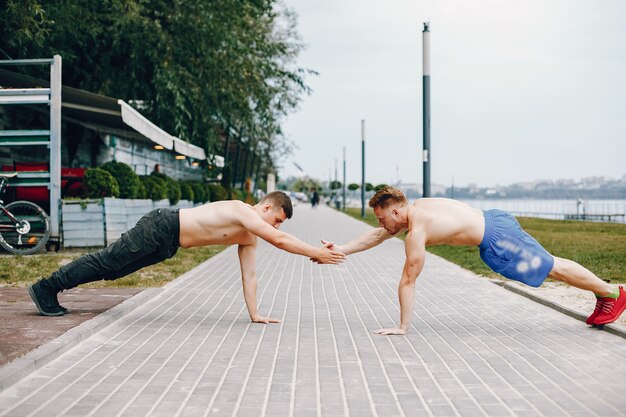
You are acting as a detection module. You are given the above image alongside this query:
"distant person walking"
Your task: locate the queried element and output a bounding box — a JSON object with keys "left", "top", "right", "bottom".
{"left": 322, "top": 186, "right": 625, "bottom": 334}
{"left": 311, "top": 188, "right": 320, "bottom": 208}
{"left": 30, "top": 192, "right": 345, "bottom": 319}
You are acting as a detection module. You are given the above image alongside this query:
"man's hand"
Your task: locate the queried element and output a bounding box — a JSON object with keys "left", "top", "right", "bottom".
{"left": 320, "top": 239, "right": 339, "bottom": 251}
{"left": 251, "top": 315, "right": 281, "bottom": 324}
{"left": 311, "top": 245, "right": 345, "bottom": 264}
{"left": 373, "top": 327, "right": 407, "bottom": 336}
{"left": 310, "top": 240, "right": 345, "bottom": 264}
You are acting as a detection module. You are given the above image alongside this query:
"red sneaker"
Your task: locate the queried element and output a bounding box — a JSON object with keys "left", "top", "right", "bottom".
{"left": 594, "top": 286, "right": 626, "bottom": 325}
{"left": 586, "top": 297, "right": 605, "bottom": 325}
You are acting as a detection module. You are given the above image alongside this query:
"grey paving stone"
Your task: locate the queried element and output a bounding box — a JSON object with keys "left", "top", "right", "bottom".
{"left": 0, "top": 205, "right": 625, "bottom": 417}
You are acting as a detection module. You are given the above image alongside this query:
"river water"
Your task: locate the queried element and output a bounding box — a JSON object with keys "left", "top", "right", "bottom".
{"left": 458, "top": 199, "right": 626, "bottom": 223}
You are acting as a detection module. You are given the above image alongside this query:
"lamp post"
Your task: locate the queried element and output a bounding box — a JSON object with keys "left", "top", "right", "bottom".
{"left": 342, "top": 147, "right": 346, "bottom": 210}
{"left": 422, "top": 22, "right": 431, "bottom": 198}
{"left": 361, "top": 119, "right": 365, "bottom": 218}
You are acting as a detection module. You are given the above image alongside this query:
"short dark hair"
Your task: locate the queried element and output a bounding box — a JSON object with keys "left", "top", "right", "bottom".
{"left": 260, "top": 191, "right": 293, "bottom": 219}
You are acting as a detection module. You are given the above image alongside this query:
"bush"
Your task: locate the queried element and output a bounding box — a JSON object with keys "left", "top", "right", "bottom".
{"left": 230, "top": 188, "right": 245, "bottom": 201}
{"left": 136, "top": 179, "right": 147, "bottom": 199}
{"left": 179, "top": 181, "right": 194, "bottom": 202}
{"left": 101, "top": 161, "right": 141, "bottom": 199}
{"left": 190, "top": 182, "right": 207, "bottom": 203}
{"left": 244, "top": 191, "right": 257, "bottom": 204}
{"left": 166, "top": 179, "right": 181, "bottom": 205}
{"left": 83, "top": 168, "right": 120, "bottom": 198}
{"left": 207, "top": 184, "right": 228, "bottom": 201}
{"left": 150, "top": 172, "right": 181, "bottom": 205}
{"left": 140, "top": 175, "right": 166, "bottom": 201}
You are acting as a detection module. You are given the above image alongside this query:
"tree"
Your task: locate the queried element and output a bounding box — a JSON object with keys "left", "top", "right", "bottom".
{"left": 0, "top": 0, "right": 311, "bottom": 170}
{"left": 348, "top": 183, "right": 360, "bottom": 191}
{"left": 292, "top": 177, "right": 320, "bottom": 193}
{"left": 374, "top": 183, "right": 388, "bottom": 191}
{"left": 365, "top": 182, "right": 374, "bottom": 192}
{"left": 330, "top": 180, "right": 342, "bottom": 190}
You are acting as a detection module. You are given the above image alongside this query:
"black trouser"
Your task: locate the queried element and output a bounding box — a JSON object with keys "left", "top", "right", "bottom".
{"left": 48, "top": 208, "right": 180, "bottom": 291}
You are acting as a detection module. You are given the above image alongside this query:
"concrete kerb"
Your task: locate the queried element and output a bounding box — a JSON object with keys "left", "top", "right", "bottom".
{"left": 493, "top": 279, "right": 626, "bottom": 339}
{"left": 0, "top": 288, "right": 161, "bottom": 392}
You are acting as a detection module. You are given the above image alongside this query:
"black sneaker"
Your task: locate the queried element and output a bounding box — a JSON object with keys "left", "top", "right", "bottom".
{"left": 28, "top": 281, "right": 66, "bottom": 316}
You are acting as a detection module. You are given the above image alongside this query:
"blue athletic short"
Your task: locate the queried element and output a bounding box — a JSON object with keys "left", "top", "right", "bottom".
{"left": 479, "top": 209, "right": 554, "bottom": 287}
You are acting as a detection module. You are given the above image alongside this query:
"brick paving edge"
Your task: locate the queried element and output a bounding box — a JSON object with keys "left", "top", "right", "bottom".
{"left": 0, "top": 288, "right": 162, "bottom": 392}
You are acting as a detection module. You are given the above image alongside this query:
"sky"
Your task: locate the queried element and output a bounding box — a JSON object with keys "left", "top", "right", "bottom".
{"left": 279, "top": 0, "right": 626, "bottom": 188}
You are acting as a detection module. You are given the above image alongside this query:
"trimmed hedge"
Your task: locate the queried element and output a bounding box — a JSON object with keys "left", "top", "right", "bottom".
{"left": 101, "top": 161, "right": 142, "bottom": 199}
{"left": 83, "top": 168, "right": 120, "bottom": 198}
{"left": 179, "top": 182, "right": 194, "bottom": 202}
{"left": 80, "top": 163, "right": 236, "bottom": 206}
{"left": 150, "top": 172, "right": 181, "bottom": 205}
{"left": 140, "top": 175, "right": 167, "bottom": 201}
{"left": 191, "top": 182, "right": 207, "bottom": 203}
{"left": 207, "top": 184, "right": 229, "bottom": 201}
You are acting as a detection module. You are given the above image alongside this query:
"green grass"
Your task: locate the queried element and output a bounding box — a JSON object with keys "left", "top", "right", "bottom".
{"left": 342, "top": 207, "right": 626, "bottom": 283}
{"left": 0, "top": 245, "right": 228, "bottom": 288}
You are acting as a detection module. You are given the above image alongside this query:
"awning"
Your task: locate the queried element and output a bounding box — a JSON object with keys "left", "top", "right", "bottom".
{"left": 118, "top": 100, "right": 173, "bottom": 151}
{"left": 173, "top": 137, "right": 206, "bottom": 160}
{"left": 0, "top": 68, "right": 206, "bottom": 160}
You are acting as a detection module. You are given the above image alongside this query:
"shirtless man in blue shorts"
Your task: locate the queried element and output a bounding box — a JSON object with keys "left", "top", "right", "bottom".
{"left": 323, "top": 186, "right": 625, "bottom": 335}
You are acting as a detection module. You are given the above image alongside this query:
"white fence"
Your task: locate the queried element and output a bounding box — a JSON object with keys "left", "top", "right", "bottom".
{"left": 61, "top": 198, "right": 195, "bottom": 248}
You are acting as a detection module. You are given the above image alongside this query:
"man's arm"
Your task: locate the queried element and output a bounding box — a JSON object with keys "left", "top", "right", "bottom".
{"left": 373, "top": 228, "right": 425, "bottom": 335}
{"left": 237, "top": 205, "right": 345, "bottom": 264}
{"left": 238, "top": 243, "right": 280, "bottom": 324}
{"left": 325, "top": 227, "right": 393, "bottom": 255}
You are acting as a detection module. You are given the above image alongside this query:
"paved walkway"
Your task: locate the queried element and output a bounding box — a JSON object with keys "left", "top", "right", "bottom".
{"left": 0, "top": 205, "right": 625, "bottom": 417}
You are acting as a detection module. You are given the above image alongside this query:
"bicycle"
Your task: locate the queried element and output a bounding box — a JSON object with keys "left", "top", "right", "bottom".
{"left": 0, "top": 172, "right": 50, "bottom": 255}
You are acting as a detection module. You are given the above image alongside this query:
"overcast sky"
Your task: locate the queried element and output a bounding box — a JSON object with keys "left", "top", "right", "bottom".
{"left": 279, "top": 0, "right": 626, "bottom": 188}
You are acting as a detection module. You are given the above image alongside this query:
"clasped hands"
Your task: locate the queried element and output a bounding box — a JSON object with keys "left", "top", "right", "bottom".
{"left": 309, "top": 239, "right": 345, "bottom": 264}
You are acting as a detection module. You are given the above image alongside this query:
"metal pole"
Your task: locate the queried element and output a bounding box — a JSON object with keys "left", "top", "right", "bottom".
{"left": 422, "top": 22, "right": 431, "bottom": 198}
{"left": 49, "top": 55, "right": 62, "bottom": 241}
{"left": 361, "top": 119, "right": 365, "bottom": 217}
{"left": 342, "top": 147, "right": 346, "bottom": 210}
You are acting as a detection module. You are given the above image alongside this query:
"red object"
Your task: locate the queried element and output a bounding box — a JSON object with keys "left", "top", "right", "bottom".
{"left": 14, "top": 162, "right": 49, "bottom": 202}
{"left": 586, "top": 298, "right": 604, "bottom": 325}
{"left": 594, "top": 286, "right": 626, "bottom": 325}
{"left": 4, "top": 162, "right": 87, "bottom": 203}
{"left": 61, "top": 167, "right": 86, "bottom": 197}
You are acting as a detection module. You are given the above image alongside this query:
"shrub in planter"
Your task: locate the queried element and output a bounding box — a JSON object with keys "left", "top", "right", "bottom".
{"left": 190, "top": 182, "right": 207, "bottom": 203}
{"left": 207, "top": 184, "right": 228, "bottom": 202}
{"left": 150, "top": 172, "right": 181, "bottom": 205}
{"left": 140, "top": 175, "right": 166, "bottom": 201}
{"left": 179, "top": 181, "right": 194, "bottom": 202}
{"left": 244, "top": 191, "right": 257, "bottom": 204}
{"left": 83, "top": 168, "right": 120, "bottom": 198}
{"left": 230, "top": 188, "right": 245, "bottom": 201}
{"left": 101, "top": 161, "right": 142, "bottom": 199}
{"left": 136, "top": 179, "right": 147, "bottom": 199}
{"left": 166, "top": 179, "right": 181, "bottom": 205}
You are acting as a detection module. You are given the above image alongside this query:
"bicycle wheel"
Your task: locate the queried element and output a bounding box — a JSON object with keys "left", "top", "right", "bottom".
{"left": 0, "top": 200, "right": 50, "bottom": 255}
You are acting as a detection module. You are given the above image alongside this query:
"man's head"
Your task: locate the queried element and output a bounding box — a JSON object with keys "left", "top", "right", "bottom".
{"left": 368, "top": 186, "right": 408, "bottom": 235}
{"left": 257, "top": 191, "right": 293, "bottom": 228}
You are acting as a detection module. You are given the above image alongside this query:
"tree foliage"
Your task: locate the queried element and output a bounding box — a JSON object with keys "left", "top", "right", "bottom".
{"left": 0, "top": 0, "right": 311, "bottom": 171}
{"left": 292, "top": 177, "right": 321, "bottom": 193}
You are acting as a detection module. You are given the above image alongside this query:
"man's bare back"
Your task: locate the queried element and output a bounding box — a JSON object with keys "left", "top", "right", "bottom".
{"left": 179, "top": 200, "right": 259, "bottom": 248}
{"left": 407, "top": 198, "right": 485, "bottom": 247}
